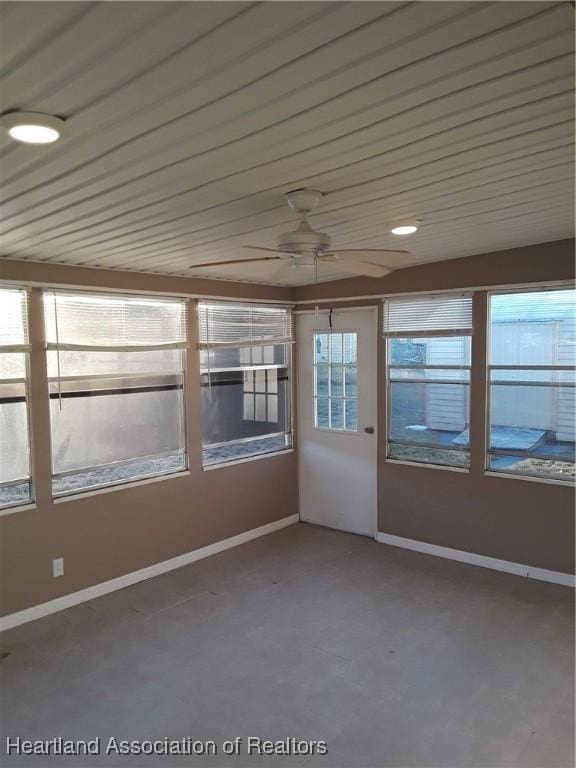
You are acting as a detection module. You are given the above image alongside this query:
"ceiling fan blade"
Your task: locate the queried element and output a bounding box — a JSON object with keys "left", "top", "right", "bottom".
{"left": 241, "top": 245, "right": 295, "bottom": 258}
{"left": 188, "top": 256, "right": 281, "bottom": 269}
{"left": 330, "top": 248, "right": 412, "bottom": 267}
{"left": 270, "top": 261, "right": 299, "bottom": 281}
{"left": 321, "top": 256, "right": 391, "bottom": 278}
{"left": 240, "top": 245, "right": 280, "bottom": 254}
{"left": 332, "top": 249, "right": 411, "bottom": 256}
{"left": 332, "top": 248, "right": 414, "bottom": 269}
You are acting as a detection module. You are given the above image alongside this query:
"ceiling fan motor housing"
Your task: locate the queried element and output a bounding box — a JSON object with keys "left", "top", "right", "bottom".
{"left": 277, "top": 218, "right": 331, "bottom": 255}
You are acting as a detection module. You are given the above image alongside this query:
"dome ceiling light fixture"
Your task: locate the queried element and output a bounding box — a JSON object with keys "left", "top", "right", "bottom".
{"left": 0, "top": 112, "right": 65, "bottom": 144}
{"left": 391, "top": 219, "right": 421, "bottom": 236}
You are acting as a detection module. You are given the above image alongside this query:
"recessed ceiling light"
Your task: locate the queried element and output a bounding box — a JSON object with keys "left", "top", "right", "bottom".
{"left": 0, "top": 112, "right": 64, "bottom": 144}
{"left": 391, "top": 223, "right": 418, "bottom": 236}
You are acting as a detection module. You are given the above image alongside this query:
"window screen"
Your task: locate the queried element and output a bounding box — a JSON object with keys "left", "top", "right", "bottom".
{"left": 44, "top": 291, "right": 188, "bottom": 496}
{"left": 0, "top": 287, "right": 32, "bottom": 508}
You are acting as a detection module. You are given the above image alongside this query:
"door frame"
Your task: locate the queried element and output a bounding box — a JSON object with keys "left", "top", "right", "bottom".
{"left": 295, "top": 305, "right": 379, "bottom": 537}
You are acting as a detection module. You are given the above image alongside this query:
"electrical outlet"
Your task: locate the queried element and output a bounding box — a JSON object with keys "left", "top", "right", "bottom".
{"left": 52, "top": 558, "right": 64, "bottom": 578}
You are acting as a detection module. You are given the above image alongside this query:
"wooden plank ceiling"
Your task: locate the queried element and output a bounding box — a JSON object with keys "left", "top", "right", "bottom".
{"left": 0, "top": 1, "right": 574, "bottom": 286}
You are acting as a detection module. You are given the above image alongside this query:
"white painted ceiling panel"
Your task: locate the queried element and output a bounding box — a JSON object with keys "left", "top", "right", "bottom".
{"left": 0, "top": 1, "right": 573, "bottom": 285}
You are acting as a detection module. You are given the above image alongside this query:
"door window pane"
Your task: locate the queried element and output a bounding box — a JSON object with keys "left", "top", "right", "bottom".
{"left": 330, "top": 398, "right": 344, "bottom": 429}
{"left": 316, "top": 397, "right": 330, "bottom": 429}
{"left": 315, "top": 334, "right": 329, "bottom": 363}
{"left": 330, "top": 366, "right": 344, "bottom": 397}
{"left": 330, "top": 334, "right": 343, "bottom": 363}
{"left": 344, "top": 366, "right": 358, "bottom": 397}
{"left": 344, "top": 334, "right": 357, "bottom": 364}
{"left": 316, "top": 364, "right": 329, "bottom": 397}
{"left": 314, "top": 332, "right": 358, "bottom": 432}
{"left": 345, "top": 399, "right": 358, "bottom": 431}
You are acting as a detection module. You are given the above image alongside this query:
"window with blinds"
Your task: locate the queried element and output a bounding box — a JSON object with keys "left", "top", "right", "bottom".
{"left": 198, "top": 301, "right": 293, "bottom": 466}
{"left": 383, "top": 293, "right": 473, "bottom": 469}
{"left": 0, "top": 287, "right": 33, "bottom": 508}
{"left": 44, "top": 290, "right": 188, "bottom": 496}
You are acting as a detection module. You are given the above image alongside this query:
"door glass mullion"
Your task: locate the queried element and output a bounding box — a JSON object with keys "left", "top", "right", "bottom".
{"left": 313, "top": 331, "right": 359, "bottom": 433}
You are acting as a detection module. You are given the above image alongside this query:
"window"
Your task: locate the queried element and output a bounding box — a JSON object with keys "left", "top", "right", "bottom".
{"left": 0, "top": 287, "right": 32, "bottom": 508}
{"left": 314, "top": 332, "right": 358, "bottom": 431}
{"left": 383, "top": 293, "right": 473, "bottom": 468}
{"left": 44, "top": 291, "right": 188, "bottom": 496}
{"left": 198, "top": 302, "right": 293, "bottom": 466}
{"left": 487, "top": 287, "right": 575, "bottom": 482}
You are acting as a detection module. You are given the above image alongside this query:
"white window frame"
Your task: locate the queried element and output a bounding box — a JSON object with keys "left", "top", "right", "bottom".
{"left": 44, "top": 289, "right": 189, "bottom": 498}
{"left": 0, "top": 287, "right": 34, "bottom": 511}
{"left": 485, "top": 285, "right": 576, "bottom": 484}
{"left": 198, "top": 301, "right": 294, "bottom": 468}
{"left": 383, "top": 293, "right": 473, "bottom": 471}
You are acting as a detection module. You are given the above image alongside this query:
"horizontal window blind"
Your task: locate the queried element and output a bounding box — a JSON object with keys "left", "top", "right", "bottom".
{"left": 383, "top": 293, "right": 473, "bottom": 336}
{"left": 198, "top": 301, "right": 294, "bottom": 348}
{"left": 44, "top": 291, "right": 188, "bottom": 350}
{"left": 0, "top": 287, "right": 30, "bottom": 352}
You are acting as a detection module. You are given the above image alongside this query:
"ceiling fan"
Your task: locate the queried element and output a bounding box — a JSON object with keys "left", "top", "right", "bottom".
{"left": 188, "top": 189, "right": 414, "bottom": 280}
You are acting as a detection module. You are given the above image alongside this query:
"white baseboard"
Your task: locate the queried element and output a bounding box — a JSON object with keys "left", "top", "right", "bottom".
{"left": 0, "top": 514, "right": 299, "bottom": 632}
{"left": 376, "top": 532, "right": 575, "bottom": 588}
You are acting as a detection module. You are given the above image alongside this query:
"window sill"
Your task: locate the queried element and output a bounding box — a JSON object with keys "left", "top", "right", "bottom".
{"left": 484, "top": 470, "right": 575, "bottom": 487}
{"left": 203, "top": 448, "right": 294, "bottom": 471}
{"left": 0, "top": 502, "right": 37, "bottom": 517}
{"left": 53, "top": 470, "right": 191, "bottom": 503}
{"left": 385, "top": 458, "right": 470, "bottom": 474}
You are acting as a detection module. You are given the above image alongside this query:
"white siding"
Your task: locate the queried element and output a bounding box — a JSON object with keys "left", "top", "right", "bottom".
{"left": 490, "top": 321, "right": 556, "bottom": 431}
{"left": 425, "top": 337, "right": 468, "bottom": 432}
{"left": 424, "top": 321, "right": 574, "bottom": 441}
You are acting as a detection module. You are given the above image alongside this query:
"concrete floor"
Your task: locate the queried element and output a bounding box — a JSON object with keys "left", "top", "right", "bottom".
{"left": 1, "top": 523, "right": 574, "bottom": 767}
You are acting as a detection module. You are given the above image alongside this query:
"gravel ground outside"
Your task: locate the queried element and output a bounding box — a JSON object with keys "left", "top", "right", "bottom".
{"left": 389, "top": 443, "right": 470, "bottom": 468}
{"left": 496, "top": 456, "right": 575, "bottom": 480}
{"left": 0, "top": 438, "right": 290, "bottom": 507}
{"left": 202, "top": 434, "right": 289, "bottom": 465}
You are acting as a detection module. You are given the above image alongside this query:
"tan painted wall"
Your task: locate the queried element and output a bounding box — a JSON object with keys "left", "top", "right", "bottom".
{"left": 1, "top": 240, "right": 574, "bottom": 617}
{"left": 295, "top": 239, "right": 575, "bottom": 302}
{"left": 294, "top": 240, "right": 576, "bottom": 575}
{"left": 0, "top": 260, "right": 298, "bottom": 617}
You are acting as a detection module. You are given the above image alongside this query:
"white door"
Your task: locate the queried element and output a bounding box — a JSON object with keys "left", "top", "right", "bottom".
{"left": 297, "top": 308, "right": 378, "bottom": 537}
